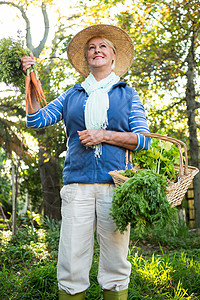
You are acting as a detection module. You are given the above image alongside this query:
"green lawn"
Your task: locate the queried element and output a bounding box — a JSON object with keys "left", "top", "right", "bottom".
{"left": 0, "top": 217, "right": 200, "bottom": 300}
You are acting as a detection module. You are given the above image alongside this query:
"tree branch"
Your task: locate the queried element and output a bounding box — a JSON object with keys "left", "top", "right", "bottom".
{"left": 33, "top": 2, "right": 50, "bottom": 58}
{"left": 195, "top": 101, "right": 200, "bottom": 109}
{"left": 156, "top": 98, "right": 186, "bottom": 113}
{"left": 0, "top": 1, "right": 33, "bottom": 49}
{"left": 0, "top": 1, "right": 49, "bottom": 58}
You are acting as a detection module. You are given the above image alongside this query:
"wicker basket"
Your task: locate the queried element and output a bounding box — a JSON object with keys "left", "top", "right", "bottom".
{"left": 109, "top": 132, "right": 199, "bottom": 207}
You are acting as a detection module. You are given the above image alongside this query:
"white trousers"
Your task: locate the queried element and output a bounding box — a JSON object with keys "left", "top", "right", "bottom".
{"left": 57, "top": 183, "right": 131, "bottom": 295}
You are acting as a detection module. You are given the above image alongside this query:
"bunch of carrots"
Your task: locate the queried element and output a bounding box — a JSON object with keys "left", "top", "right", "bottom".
{"left": 0, "top": 37, "right": 47, "bottom": 110}
{"left": 25, "top": 65, "right": 47, "bottom": 113}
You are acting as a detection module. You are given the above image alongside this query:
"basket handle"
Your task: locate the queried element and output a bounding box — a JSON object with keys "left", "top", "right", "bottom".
{"left": 126, "top": 132, "right": 188, "bottom": 177}
{"left": 125, "top": 149, "right": 132, "bottom": 166}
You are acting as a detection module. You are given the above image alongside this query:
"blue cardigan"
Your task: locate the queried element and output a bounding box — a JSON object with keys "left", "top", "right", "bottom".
{"left": 27, "top": 81, "right": 151, "bottom": 184}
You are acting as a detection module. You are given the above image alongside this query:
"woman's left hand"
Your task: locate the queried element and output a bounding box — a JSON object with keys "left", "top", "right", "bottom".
{"left": 78, "top": 129, "right": 104, "bottom": 146}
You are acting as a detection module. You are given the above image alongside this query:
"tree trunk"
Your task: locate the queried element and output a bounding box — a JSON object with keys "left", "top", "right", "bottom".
{"left": 38, "top": 133, "right": 62, "bottom": 220}
{"left": 185, "top": 51, "right": 200, "bottom": 227}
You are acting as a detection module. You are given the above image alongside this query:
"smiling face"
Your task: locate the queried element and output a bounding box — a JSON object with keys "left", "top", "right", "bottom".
{"left": 86, "top": 37, "right": 116, "bottom": 75}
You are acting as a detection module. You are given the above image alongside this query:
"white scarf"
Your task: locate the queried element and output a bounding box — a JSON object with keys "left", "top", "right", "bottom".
{"left": 81, "top": 72, "right": 120, "bottom": 158}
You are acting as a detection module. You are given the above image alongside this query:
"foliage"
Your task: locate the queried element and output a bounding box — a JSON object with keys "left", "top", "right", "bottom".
{"left": 146, "top": 103, "right": 188, "bottom": 144}
{"left": 0, "top": 149, "right": 12, "bottom": 228}
{"left": 131, "top": 132, "right": 180, "bottom": 181}
{"left": 110, "top": 169, "right": 178, "bottom": 235}
{"left": 131, "top": 222, "right": 200, "bottom": 251}
{"left": 0, "top": 0, "right": 199, "bottom": 221}
{"left": 19, "top": 164, "right": 43, "bottom": 211}
{"left": 0, "top": 37, "right": 30, "bottom": 93}
{"left": 124, "top": 0, "right": 200, "bottom": 88}
{"left": 0, "top": 229, "right": 58, "bottom": 299}
{"left": 0, "top": 149, "right": 12, "bottom": 207}
{"left": 110, "top": 130, "right": 181, "bottom": 236}
{"left": 72, "top": 0, "right": 199, "bottom": 137}
{"left": 128, "top": 249, "right": 200, "bottom": 299}
{"left": 0, "top": 219, "right": 200, "bottom": 299}
{"left": 17, "top": 210, "right": 43, "bottom": 228}
{"left": 0, "top": 17, "right": 72, "bottom": 220}
{"left": 0, "top": 95, "right": 26, "bottom": 119}
{"left": 115, "top": 0, "right": 200, "bottom": 147}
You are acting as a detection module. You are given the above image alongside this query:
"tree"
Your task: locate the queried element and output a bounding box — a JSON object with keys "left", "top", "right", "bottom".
{"left": 1, "top": 0, "right": 199, "bottom": 224}
{"left": 117, "top": 0, "right": 200, "bottom": 226}
{"left": 0, "top": 148, "right": 12, "bottom": 215}
{"left": 72, "top": 0, "right": 200, "bottom": 226}
{"left": 0, "top": 94, "right": 31, "bottom": 159}
{"left": 0, "top": 0, "right": 50, "bottom": 58}
{"left": 0, "top": 0, "right": 69, "bottom": 219}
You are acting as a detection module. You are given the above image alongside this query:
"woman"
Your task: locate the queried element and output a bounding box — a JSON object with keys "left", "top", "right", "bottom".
{"left": 21, "top": 24, "right": 151, "bottom": 300}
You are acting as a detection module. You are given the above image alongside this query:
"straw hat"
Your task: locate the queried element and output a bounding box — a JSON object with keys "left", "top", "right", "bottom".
{"left": 67, "top": 24, "right": 134, "bottom": 78}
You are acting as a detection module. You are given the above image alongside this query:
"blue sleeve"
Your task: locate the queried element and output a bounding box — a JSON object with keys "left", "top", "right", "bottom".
{"left": 26, "top": 92, "right": 66, "bottom": 128}
{"left": 129, "top": 89, "right": 151, "bottom": 151}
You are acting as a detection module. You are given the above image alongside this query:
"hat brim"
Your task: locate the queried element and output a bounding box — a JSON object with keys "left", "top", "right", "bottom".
{"left": 67, "top": 24, "right": 134, "bottom": 78}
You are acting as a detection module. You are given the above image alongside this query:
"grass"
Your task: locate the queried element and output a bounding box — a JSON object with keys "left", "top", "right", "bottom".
{"left": 0, "top": 216, "right": 200, "bottom": 300}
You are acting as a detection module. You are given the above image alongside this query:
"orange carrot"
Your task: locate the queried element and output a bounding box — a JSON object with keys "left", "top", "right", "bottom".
{"left": 37, "top": 79, "right": 47, "bottom": 106}
{"left": 25, "top": 75, "right": 30, "bottom": 101}
{"left": 24, "top": 66, "right": 47, "bottom": 112}
{"left": 31, "top": 81, "right": 41, "bottom": 104}
{"left": 31, "top": 71, "right": 41, "bottom": 102}
{"left": 25, "top": 75, "right": 31, "bottom": 114}
{"left": 30, "top": 71, "right": 47, "bottom": 107}
{"left": 30, "top": 71, "right": 39, "bottom": 92}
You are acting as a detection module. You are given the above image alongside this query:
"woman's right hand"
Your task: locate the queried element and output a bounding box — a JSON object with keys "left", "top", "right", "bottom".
{"left": 21, "top": 53, "right": 35, "bottom": 75}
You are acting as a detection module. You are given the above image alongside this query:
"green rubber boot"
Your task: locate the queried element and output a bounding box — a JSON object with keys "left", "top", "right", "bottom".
{"left": 103, "top": 289, "right": 128, "bottom": 300}
{"left": 58, "top": 290, "right": 85, "bottom": 300}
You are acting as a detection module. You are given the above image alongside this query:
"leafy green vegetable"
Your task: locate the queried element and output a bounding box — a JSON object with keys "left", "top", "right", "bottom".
{"left": 132, "top": 137, "right": 180, "bottom": 180}
{"left": 110, "top": 130, "right": 181, "bottom": 235}
{"left": 120, "top": 169, "right": 136, "bottom": 178}
{"left": 110, "top": 169, "right": 178, "bottom": 236}
{"left": 0, "top": 37, "right": 30, "bottom": 93}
